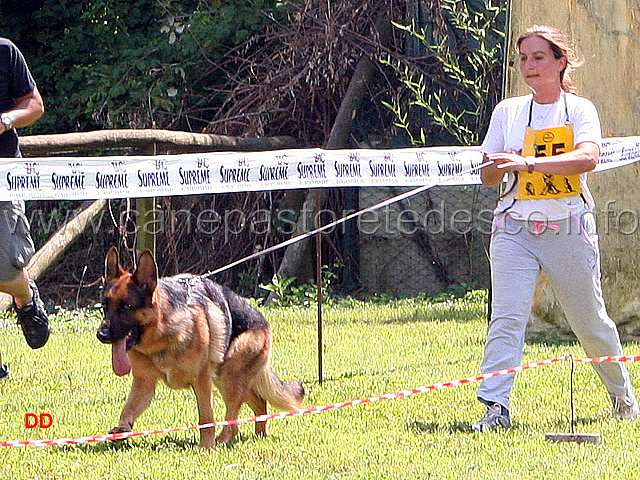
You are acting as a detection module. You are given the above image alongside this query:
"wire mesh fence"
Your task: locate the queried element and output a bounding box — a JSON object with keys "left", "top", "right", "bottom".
{"left": 357, "top": 184, "right": 499, "bottom": 297}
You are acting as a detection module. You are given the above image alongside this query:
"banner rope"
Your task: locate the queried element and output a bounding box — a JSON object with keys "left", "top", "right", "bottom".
{"left": 2, "top": 354, "right": 638, "bottom": 448}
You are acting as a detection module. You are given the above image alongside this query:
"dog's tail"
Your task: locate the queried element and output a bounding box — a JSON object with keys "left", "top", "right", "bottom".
{"left": 254, "top": 364, "right": 304, "bottom": 411}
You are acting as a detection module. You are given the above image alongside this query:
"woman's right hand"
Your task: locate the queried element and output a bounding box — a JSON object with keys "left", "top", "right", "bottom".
{"left": 480, "top": 150, "right": 524, "bottom": 186}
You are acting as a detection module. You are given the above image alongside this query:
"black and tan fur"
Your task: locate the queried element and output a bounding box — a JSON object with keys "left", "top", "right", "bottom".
{"left": 97, "top": 246, "right": 304, "bottom": 448}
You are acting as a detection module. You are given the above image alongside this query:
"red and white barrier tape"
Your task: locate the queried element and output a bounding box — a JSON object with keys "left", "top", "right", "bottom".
{"left": 2, "top": 354, "right": 638, "bottom": 448}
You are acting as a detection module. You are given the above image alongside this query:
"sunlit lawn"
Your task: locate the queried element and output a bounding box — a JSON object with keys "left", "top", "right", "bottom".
{"left": 1, "top": 293, "right": 639, "bottom": 480}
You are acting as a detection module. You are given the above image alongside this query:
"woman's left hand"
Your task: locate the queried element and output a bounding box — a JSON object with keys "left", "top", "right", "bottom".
{"left": 486, "top": 150, "right": 528, "bottom": 172}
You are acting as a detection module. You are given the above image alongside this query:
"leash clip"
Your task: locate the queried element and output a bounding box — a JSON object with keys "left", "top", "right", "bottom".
{"left": 180, "top": 276, "right": 203, "bottom": 305}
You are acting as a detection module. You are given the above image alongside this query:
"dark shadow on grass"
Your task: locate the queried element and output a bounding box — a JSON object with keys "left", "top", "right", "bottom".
{"left": 408, "top": 420, "right": 540, "bottom": 434}
{"left": 327, "top": 304, "right": 486, "bottom": 327}
{"left": 408, "top": 416, "right": 601, "bottom": 436}
{"left": 408, "top": 420, "right": 477, "bottom": 434}
{"left": 304, "top": 355, "right": 478, "bottom": 387}
{"left": 61, "top": 429, "right": 267, "bottom": 453}
{"left": 368, "top": 315, "right": 482, "bottom": 326}
{"left": 526, "top": 334, "right": 638, "bottom": 349}
{"left": 304, "top": 367, "right": 407, "bottom": 386}
{"left": 60, "top": 438, "right": 139, "bottom": 454}
{"left": 548, "top": 416, "right": 600, "bottom": 431}
{"left": 56, "top": 432, "right": 199, "bottom": 453}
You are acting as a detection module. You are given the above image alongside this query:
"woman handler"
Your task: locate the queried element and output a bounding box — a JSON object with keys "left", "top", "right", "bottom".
{"left": 473, "top": 25, "right": 637, "bottom": 431}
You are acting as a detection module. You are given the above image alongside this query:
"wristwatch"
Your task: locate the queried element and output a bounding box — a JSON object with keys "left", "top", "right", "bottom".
{"left": 1, "top": 113, "right": 14, "bottom": 131}
{"left": 525, "top": 156, "right": 536, "bottom": 173}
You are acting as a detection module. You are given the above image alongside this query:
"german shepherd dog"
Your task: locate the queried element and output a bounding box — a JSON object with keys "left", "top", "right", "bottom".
{"left": 97, "top": 247, "right": 304, "bottom": 448}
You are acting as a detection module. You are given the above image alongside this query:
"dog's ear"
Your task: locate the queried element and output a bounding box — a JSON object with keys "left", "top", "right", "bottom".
{"left": 105, "top": 246, "right": 126, "bottom": 280}
{"left": 133, "top": 250, "right": 158, "bottom": 293}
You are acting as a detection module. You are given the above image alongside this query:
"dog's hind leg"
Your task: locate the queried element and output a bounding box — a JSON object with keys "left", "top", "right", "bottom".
{"left": 247, "top": 389, "right": 268, "bottom": 437}
{"left": 214, "top": 329, "right": 270, "bottom": 444}
{"left": 215, "top": 395, "right": 243, "bottom": 445}
{"left": 214, "top": 367, "right": 249, "bottom": 444}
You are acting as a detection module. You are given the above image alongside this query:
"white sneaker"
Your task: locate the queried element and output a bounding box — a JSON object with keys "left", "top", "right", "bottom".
{"left": 612, "top": 391, "right": 639, "bottom": 420}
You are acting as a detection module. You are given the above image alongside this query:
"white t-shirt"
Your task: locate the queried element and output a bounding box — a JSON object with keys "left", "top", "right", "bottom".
{"left": 481, "top": 92, "right": 602, "bottom": 221}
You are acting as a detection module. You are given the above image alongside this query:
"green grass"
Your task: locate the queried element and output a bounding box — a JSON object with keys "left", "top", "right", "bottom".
{"left": 1, "top": 294, "right": 640, "bottom": 479}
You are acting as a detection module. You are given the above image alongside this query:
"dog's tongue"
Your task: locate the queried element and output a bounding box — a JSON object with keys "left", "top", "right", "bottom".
{"left": 112, "top": 339, "right": 132, "bottom": 376}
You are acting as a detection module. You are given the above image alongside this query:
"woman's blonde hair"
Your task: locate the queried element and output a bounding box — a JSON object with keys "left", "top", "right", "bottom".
{"left": 517, "top": 25, "right": 582, "bottom": 94}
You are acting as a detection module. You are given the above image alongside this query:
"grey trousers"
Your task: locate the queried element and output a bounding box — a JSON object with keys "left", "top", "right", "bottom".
{"left": 0, "top": 201, "right": 34, "bottom": 282}
{"left": 477, "top": 210, "right": 633, "bottom": 410}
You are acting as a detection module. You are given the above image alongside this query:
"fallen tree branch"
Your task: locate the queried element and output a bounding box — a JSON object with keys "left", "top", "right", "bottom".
{"left": 20, "top": 129, "right": 296, "bottom": 155}
{"left": 0, "top": 199, "right": 108, "bottom": 311}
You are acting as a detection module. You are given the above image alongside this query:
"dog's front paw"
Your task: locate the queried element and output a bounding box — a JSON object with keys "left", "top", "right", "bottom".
{"left": 198, "top": 438, "right": 217, "bottom": 449}
{"left": 108, "top": 425, "right": 132, "bottom": 441}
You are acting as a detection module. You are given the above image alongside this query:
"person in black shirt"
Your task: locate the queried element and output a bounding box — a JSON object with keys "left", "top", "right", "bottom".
{"left": 0, "top": 37, "right": 48, "bottom": 378}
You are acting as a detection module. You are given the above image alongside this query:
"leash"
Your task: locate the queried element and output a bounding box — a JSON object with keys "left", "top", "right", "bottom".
{"left": 200, "top": 159, "right": 493, "bottom": 279}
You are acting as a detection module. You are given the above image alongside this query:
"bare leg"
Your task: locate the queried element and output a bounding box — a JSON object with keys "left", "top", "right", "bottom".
{"left": 0, "top": 268, "right": 31, "bottom": 306}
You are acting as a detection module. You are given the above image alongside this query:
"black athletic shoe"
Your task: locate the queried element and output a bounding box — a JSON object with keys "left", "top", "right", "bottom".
{"left": 14, "top": 280, "right": 50, "bottom": 349}
{"left": 0, "top": 363, "right": 8, "bottom": 379}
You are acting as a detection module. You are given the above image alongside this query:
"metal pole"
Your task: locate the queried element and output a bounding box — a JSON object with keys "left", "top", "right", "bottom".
{"left": 315, "top": 189, "right": 323, "bottom": 385}
{"left": 136, "top": 143, "right": 158, "bottom": 258}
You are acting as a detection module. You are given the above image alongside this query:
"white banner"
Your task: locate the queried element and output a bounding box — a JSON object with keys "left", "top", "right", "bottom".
{"left": 1, "top": 136, "right": 639, "bottom": 201}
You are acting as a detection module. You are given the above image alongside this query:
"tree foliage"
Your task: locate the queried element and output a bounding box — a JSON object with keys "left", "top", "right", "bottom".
{"left": 1, "top": 0, "right": 506, "bottom": 146}
{"left": 382, "top": 0, "right": 506, "bottom": 146}
{"left": 203, "top": 0, "right": 396, "bottom": 146}
{"left": 0, "top": 0, "right": 287, "bottom": 133}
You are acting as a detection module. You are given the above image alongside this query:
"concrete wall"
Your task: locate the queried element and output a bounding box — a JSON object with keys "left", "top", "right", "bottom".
{"left": 507, "top": 1, "right": 640, "bottom": 340}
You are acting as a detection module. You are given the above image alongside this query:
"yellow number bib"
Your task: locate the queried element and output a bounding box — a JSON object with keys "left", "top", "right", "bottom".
{"left": 516, "top": 122, "right": 582, "bottom": 199}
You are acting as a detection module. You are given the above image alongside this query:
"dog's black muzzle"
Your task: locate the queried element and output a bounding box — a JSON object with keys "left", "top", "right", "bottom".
{"left": 96, "top": 325, "right": 114, "bottom": 344}
{"left": 97, "top": 320, "right": 142, "bottom": 349}
{"left": 96, "top": 319, "right": 130, "bottom": 345}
